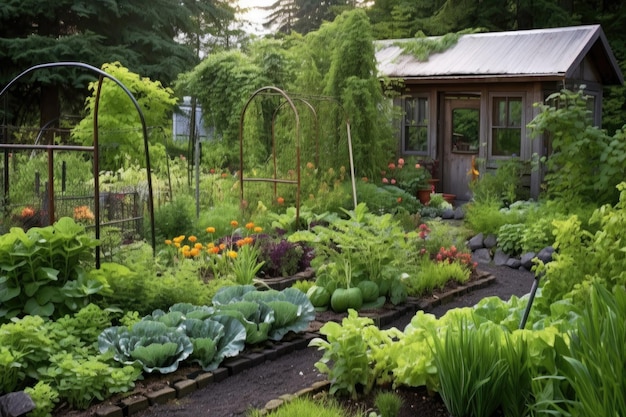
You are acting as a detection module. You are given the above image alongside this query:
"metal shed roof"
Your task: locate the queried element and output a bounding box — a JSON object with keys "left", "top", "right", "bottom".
{"left": 375, "top": 25, "right": 624, "bottom": 85}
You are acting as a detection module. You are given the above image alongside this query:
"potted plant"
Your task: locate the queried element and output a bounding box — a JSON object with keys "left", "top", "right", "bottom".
{"left": 382, "top": 157, "right": 432, "bottom": 203}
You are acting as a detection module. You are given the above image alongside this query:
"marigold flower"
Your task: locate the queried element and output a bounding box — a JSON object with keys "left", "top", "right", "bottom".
{"left": 236, "top": 239, "right": 246, "bottom": 247}
{"left": 277, "top": 197, "right": 285, "bottom": 205}
{"left": 227, "top": 250, "right": 237, "bottom": 259}
{"left": 182, "top": 245, "right": 190, "bottom": 252}
{"left": 206, "top": 226, "right": 216, "bottom": 234}
{"left": 190, "top": 247, "right": 200, "bottom": 257}
{"left": 254, "top": 226, "right": 263, "bottom": 233}
{"left": 188, "top": 235, "right": 197, "bottom": 243}
{"left": 230, "top": 220, "right": 239, "bottom": 227}
{"left": 173, "top": 235, "right": 185, "bottom": 243}
{"left": 244, "top": 236, "right": 254, "bottom": 245}
{"left": 194, "top": 243, "right": 203, "bottom": 250}
{"left": 174, "top": 242, "right": 181, "bottom": 248}
{"left": 208, "top": 246, "right": 220, "bottom": 254}
{"left": 207, "top": 242, "right": 215, "bottom": 248}
{"left": 165, "top": 239, "right": 172, "bottom": 245}
{"left": 245, "top": 222, "right": 254, "bottom": 230}
{"left": 219, "top": 243, "right": 226, "bottom": 250}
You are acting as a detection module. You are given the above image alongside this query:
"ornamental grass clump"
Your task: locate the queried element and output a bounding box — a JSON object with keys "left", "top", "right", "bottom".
{"left": 430, "top": 320, "right": 508, "bottom": 417}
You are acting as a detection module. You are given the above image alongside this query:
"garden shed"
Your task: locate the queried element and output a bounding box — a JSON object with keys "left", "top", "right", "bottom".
{"left": 375, "top": 24, "right": 624, "bottom": 201}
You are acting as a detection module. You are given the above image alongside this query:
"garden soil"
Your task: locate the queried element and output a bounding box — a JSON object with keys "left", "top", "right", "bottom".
{"left": 64, "top": 264, "right": 535, "bottom": 417}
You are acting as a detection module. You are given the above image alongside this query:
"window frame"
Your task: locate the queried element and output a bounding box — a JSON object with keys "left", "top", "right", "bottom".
{"left": 402, "top": 95, "right": 430, "bottom": 156}
{"left": 488, "top": 93, "right": 526, "bottom": 160}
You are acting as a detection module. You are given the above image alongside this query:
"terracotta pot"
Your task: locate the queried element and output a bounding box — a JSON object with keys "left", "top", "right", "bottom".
{"left": 417, "top": 189, "right": 431, "bottom": 204}
{"left": 443, "top": 193, "right": 456, "bottom": 204}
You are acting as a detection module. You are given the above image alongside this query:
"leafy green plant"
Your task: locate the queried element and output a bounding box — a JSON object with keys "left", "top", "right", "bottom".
{"left": 529, "top": 87, "right": 625, "bottom": 206}
{"left": 310, "top": 310, "right": 402, "bottom": 400}
{"left": 403, "top": 259, "right": 470, "bottom": 297}
{"left": 231, "top": 243, "right": 265, "bottom": 285}
{"left": 469, "top": 157, "right": 528, "bottom": 205}
{"left": 497, "top": 223, "right": 525, "bottom": 255}
{"left": 39, "top": 350, "right": 141, "bottom": 410}
{"left": 0, "top": 217, "right": 102, "bottom": 323}
{"left": 535, "top": 182, "right": 626, "bottom": 313}
{"left": 23, "top": 381, "right": 59, "bottom": 417}
{"left": 0, "top": 346, "right": 24, "bottom": 394}
{"left": 464, "top": 197, "right": 527, "bottom": 235}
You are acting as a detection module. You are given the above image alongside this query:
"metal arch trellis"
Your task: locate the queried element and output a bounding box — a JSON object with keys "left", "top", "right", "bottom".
{"left": 0, "top": 62, "right": 156, "bottom": 268}
{"left": 239, "top": 86, "right": 303, "bottom": 224}
{"left": 238, "top": 87, "right": 357, "bottom": 226}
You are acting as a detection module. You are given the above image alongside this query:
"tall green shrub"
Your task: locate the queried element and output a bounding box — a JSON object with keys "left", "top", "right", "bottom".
{"left": 529, "top": 88, "right": 626, "bottom": 206}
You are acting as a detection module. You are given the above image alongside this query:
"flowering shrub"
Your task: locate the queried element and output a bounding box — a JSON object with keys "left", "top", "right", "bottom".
{"left": 416, "top": 223, "right": 477, "bottom": 272}
{"left": 73, "top": 205, "right": 95, "bottom": 223}
{"left": 381, "top": 157, "right": 431, "bottom": 195}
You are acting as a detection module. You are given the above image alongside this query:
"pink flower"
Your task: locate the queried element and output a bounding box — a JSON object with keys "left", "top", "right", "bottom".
{"left": 398, "top": 158, "right": 405, "bottom": 166}
{"left": 382, "top": 178, "right": 389, "bottom": 184}
{"left": 391, "top": 179, "right": 396, "bottom": 184}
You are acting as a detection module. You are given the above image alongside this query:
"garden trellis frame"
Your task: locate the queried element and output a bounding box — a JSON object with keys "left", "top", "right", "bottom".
{"left": 0, "top": 62, "right": 156, "bottom": 267}
{"left": 238, "top": 87, "right": 357, "bottom": 225}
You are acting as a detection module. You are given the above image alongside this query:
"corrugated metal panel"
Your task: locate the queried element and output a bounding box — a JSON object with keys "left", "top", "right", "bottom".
{"left": 375, "top": 25, "right": 622, "bottom": 84}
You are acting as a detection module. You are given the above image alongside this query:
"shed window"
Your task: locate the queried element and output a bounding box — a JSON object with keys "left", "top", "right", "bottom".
{"left": 491, "top": 97, "right": 522, "bottom": 157}
{"left": 403, "top": 97, "right": 429, "bottom": 153}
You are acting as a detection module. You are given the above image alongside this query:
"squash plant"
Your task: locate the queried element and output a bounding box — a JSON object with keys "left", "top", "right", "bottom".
{"left": 289, "top": 203, "right": 408, "bottom": 312}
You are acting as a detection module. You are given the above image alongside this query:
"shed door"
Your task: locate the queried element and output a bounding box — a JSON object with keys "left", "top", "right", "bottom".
{"left": 442, "top": 96, "right": 480, "bottom": 201}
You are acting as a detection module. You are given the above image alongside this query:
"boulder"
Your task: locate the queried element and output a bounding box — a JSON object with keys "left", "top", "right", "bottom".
{"left": 0, "top": 392, "right": 35, "bottom": 417}
{"left": 493, "top": 249, "right": 510, "bottom": 266}
{"left": 520, "top": 252, "right": 536, "bottom": 271}
{"left": 536, "top": 246, "right": 555, "bottom": 264}
{"left": 505, "top": 258, "right": 522, "bottom": 269}
{"left": 483, "top": 234, "right": 498, "bottom": 249}
{"left": 472, "top": 248, "right": 492, "bottom": 265}
{"left": 468, "top": 233, "right": 484, "bottom": 251}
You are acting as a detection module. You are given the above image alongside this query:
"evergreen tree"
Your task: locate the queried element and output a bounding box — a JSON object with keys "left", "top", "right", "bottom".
{"left": 0, "top": 0, "right": 236, "bottom": 131}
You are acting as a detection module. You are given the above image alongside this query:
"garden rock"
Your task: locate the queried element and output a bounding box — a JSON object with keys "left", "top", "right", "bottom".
{"left": 505, "top": 258, "right": 522, "bottom": 269}
{"left": 441, "top": 208, "right": 455, "bottom": 219}
{"left": 492, "top": 249, "right": 510, "bottom": 266}
{"left": 520, "top": 252, "right": 536, "bottom": 271}
{"left": 483, "top": 234, "right": 498, "bottom": 249}
{"left": 468, "top": 233, "right": 484, "bottom": 251}
{"left": 453, "top": 207, "right": 465, "bottom": 220}
{"left": 0, "top": 392, "right": 35, "bottom": 417}
{"left": 472, "top": 248, "right": 492, "bottom": 265}
{"left": 536, "top": 246, "right": 555, "bottom": 264}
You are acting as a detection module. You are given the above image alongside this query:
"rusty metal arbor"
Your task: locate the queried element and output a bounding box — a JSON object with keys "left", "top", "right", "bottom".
{"left": 0, "top": 62, "right": 156, "bottom": 267}
{"left": 238, "top": 87, "right": 357, "bottom": 225}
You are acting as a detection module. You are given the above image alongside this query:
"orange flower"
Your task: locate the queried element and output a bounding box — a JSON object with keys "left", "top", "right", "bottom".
{"left": 236, "top": 239, "right": 246, "bottom": 247}
{"left": 397, "top": 197, "right": 402, "bottom": 203}
{"left": 194, "top": 243, "right": 203, "bottom": 250}
{"left": 164, "top": 239, "right": 172, "bottom": 245}
{"left": 190, "top": 247, "right": 201, "bottom": 257}
{"left": 219, "top": 243, "right": 226, "bottom": 250}
{"left": 244, "top": 236, "right": 254, "bottom": 245}
{"left": 188, "top": 235, "right": 197, "bottom": 243}
{"left": 208, "top": 246, "right": 220, "bottom": 254}
{"left": 174, "top": 242, "right": 181, "bottom": 248}
{"left": 254, "top": 226, "right": 263, "bottom": 233}
{"left": 230, "top": 220, "right": 239, "bottom": 228}
{"left": 245, "top": 222, "right": 255, "bottom": 230}
{"left": 277, "top": 197, "right": 285, "bottom": 205}
{"left": 206, "top": 226, "right": 216, "bottom": 234}
{"left": 21, "top": 207, "right": 35, "bottom": 218}
{"left": 173, "top": 235, "right": 185, "bottom": 244}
